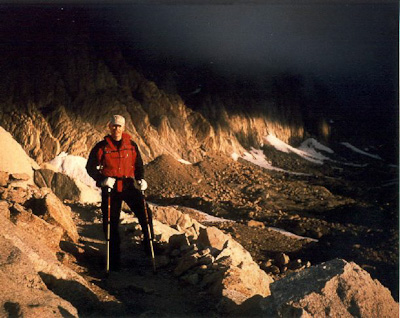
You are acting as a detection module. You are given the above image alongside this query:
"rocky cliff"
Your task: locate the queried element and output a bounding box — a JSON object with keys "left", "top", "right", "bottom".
{"left": 0, "top": 7, "right": 328, "bottom": 165}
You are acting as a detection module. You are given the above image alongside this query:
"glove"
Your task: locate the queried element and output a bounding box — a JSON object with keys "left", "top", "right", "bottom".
{"left": 101, "top": 177, "right": 116, "bottom": 189}
{"left": 135, "top": 179, "right": 148, "bottom": 191}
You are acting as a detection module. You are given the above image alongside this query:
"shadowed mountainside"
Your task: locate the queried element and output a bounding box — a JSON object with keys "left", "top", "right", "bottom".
{"left": 0, "top": 6, "right": 334, "bottom": 165}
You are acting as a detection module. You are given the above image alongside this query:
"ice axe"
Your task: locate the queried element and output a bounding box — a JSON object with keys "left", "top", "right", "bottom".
{"left": 142, "top": 190, "right": 156, "bottom": 273}
{"left": 106, "top": 187, "right": 111, "bottom": 275}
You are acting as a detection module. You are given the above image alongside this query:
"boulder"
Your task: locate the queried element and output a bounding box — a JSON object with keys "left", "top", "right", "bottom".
{"left": 209, "top": 239, "right": 274, "bottom": 312}
{"left": 52, "top": 172, "right": 81, "bottom": 201}
{"left": 197, "top": 226, "right": 229, "bottom": 251}
{"left": 0, "top": 213, "right": 98, "bottom": 317}
{"left": 29, "top": 192, "right": 79, "bottom": 243}
{"left": 168, "top": 233, "right": 191, "bottom": 251}
{"left": 0, "top": 234, "right": 78, "bottom": 318}
{"left": 259, "top": 258, "right": 399, "bottom": 318}
{"left": 174, "top": 252, "right": 202, "bottom": 276}
{"left": 34, "top": 169, "right": 100, "bottom": 204}
{"left": 34, "top": 169, "right": 80, "bottom": 201}
{"left": 0, "top": 126, "right": 36, "bottom": 184}
{"left": 34, "top": 168, "right": 56, "bottom": 188}
{"left": 10, "top": 203, "right": 64, "bottom": 251}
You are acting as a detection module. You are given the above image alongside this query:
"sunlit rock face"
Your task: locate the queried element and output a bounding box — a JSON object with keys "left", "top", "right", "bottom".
{"left": 0, "top": 34, "right": 245, "bottom": 164}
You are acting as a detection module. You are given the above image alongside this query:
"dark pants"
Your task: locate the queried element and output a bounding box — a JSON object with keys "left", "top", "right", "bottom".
{"left": 101, "top": 180, "right": 154, "bottom": 269}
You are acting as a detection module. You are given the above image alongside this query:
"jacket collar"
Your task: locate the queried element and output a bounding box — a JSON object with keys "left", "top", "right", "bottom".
{"left": 104, "top": 133, "right": 131, "bottom": 150}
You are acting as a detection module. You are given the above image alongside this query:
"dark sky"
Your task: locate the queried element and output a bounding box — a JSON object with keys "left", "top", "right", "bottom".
{"left": 103, "top": 3, "right": 397, "bottom": 82}
{"left": 2, "top": 2, "right": 398, "bottom": 118}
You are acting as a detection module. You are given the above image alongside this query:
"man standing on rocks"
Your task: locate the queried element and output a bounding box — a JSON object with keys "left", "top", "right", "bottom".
{"left": 86, "top": 115, "right": 152, "bottom": 271}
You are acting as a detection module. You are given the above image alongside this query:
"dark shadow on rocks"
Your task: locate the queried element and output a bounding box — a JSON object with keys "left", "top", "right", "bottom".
{"left": 217, "top": 294, "right": 277, "bottom": 318}
{"left": 60, "top": 240, "right": 106, "bottom": 279}
{"left": 58, "top": 306, "right": 77, "bottom": 318}
{"left": 288, "top": 233, "right": 399, "bottom": 301}
{"left": 4, "top": 302, "right": 22, "bottom": 318}
{"left": 38, "top": 272, "right": 124, "bottom": 317}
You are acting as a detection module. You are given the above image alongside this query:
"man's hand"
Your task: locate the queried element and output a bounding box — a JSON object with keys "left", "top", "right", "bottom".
{"left": 101, "top": 177, "right": 116, "bottom": 189}
{"left": 135, "top": 179, "right": 148, "bottom": 191}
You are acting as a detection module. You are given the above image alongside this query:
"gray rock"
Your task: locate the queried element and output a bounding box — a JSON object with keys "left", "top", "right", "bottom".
{"left": 260, "top": 258, "right": 399, "bottom": 318}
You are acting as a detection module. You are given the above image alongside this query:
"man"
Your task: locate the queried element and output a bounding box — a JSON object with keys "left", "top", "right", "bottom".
{"left": 86, "top": 114, "right": 153, "bottom": 271}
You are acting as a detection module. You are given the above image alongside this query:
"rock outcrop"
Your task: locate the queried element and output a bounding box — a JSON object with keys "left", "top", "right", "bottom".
{"left": 150, "top": 204, "right": 274, "bottom": 312}
{"left": 0, "top": 176, "right": 97, "bottom": 317}
{"left": 245, "top": 258, "right": 399, "bottom": 318}
{"left": 0, "top": 127, "right": 38, "bottom": 183}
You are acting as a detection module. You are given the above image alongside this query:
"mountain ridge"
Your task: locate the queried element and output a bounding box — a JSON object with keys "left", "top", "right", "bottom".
{"left": 0, "top": 6, "right": 333, "bottom": 165}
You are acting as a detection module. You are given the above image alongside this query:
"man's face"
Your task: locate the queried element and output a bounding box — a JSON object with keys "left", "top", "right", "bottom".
{"left": 109, "top": 124, "right": 124, "bottom": 141}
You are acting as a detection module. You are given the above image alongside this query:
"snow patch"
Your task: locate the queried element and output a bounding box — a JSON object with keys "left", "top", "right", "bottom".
{"left": 49, "top": 152, "right": 97, "bottom": 188}
{"left": 48, "top": 152, "right": 101, "bottom": 203}
{"left": 340, "top": 142, "right": 382, "bottom": 160}
{"left": 242, "top": 148, "right": 285, "bottom": 172}
{"left": 265, "top": 135, "right": 329, "bottom": 164}
{"left": 241, "top": 147, "right": 309, "bottom": 175}
{"left": 268, "top": 227, "right": 318, "bottom": 242}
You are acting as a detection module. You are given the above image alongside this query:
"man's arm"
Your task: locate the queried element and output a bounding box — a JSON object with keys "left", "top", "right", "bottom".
{"left": 132, "top": 141, "right": 144, "bottom": 180}
{"left": 86, "top": 142, "right": 107, "bottom": 187}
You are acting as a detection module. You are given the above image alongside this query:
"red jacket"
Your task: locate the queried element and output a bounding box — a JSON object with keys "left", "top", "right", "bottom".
{"left": 86, "top": 133, "right": 144, "bottom": 191}
{"left": 98, "top": 133, "right": 137, "bottom": 178}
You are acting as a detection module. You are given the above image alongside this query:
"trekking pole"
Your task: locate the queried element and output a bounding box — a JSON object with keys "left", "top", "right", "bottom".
{"left": 106, "top": 188, "right": 111, "bottom": 275}
{"left": 142, "top": 190, "right": 156, "bottom": 273}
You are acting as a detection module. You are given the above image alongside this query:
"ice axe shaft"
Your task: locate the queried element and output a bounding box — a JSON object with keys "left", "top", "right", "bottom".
{"left": 142, "top": 190, "right": 156, "bottom": 273}
{"left": 106, "top": 188, "right": 111, "bottom": 274}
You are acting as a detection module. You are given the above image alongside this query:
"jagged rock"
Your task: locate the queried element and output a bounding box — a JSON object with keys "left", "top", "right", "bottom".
{"left": 152, "top": 219, "right": 181, "bottom": 243}
{"left": 259, "top": 258, "right": 399, "bottom": 318}
{"left": 151, "top": 204, "right": 205, "bottom": 239}
{"left": 2, "top": 185, "right": 31, "bottom": 205}
{"left": 208, "top": 239, "right": 274, "bottom": 312}
{"left": 149, "top": 204, "right": 274, "bottom": 311}
{"left": 197, "top": 226, "right": 229, "bottom": 251}
{"left": 29, "top": 192, "right": 79, "bottom": 242}
{"left": 10, "top": 173, "right": 30, "bottom": 181}
{"left": 0, "top": 256, "right": 78, "bottom": 318}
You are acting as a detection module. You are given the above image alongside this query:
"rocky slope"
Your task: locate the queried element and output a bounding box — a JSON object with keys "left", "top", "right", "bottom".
{"left": 0, "top": 128, "right": 398, "bottom": 317}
